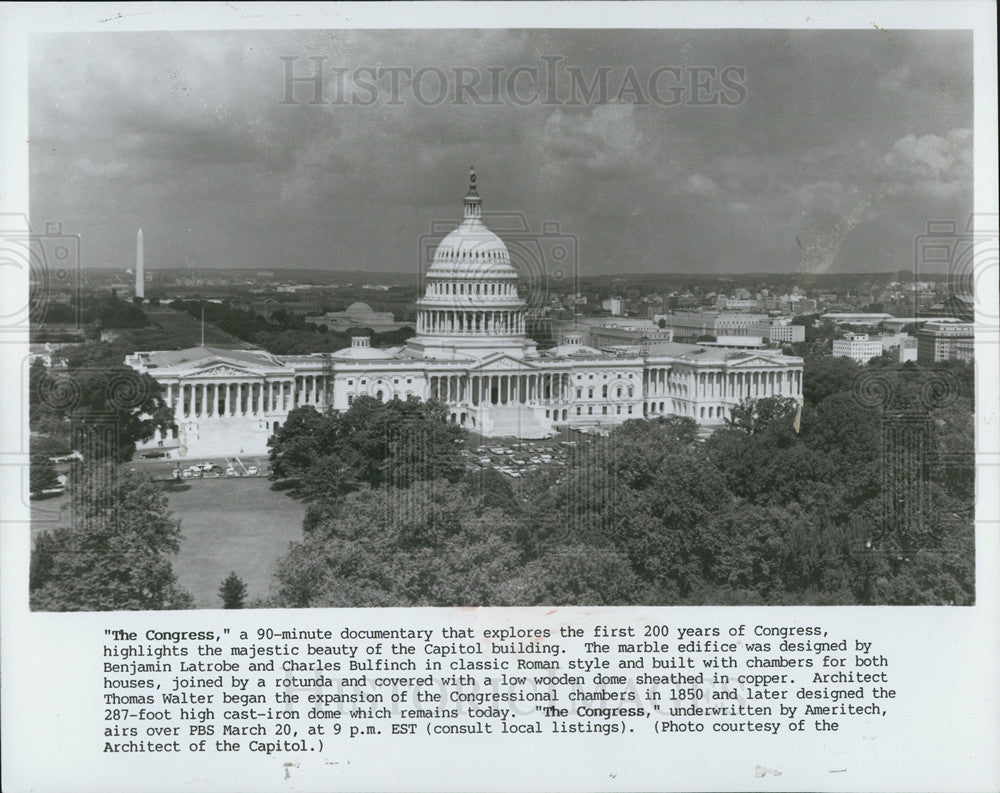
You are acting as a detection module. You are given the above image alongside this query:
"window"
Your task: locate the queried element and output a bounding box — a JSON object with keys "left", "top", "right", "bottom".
{"left": 576, "top": 388, "right": 582, "bottom": 399}
{"left": 602, "top": 385, "right": 608, "bottom": 398}
{"left": 588, "top": 406, "right": 593, "bottom": 415}
{"left": 602, "top": 406, "right": 608, "bottom": 415}
{"left": 588, "top": 388, "right": 594, "bottom": 399}
{"left": 576, "top": 407, "right": 581, "bottom": 415}
{"left": 616, "top": 406, "right": 622, "bottom": 414}
{"left": 628, "top": 405, "right": 633, "bottom": 414}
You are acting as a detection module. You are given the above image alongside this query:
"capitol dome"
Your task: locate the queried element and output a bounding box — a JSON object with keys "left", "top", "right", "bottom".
{"left": 406, "top": 168, "right": 536, "bottom": 361}
{"left": 426, "top": 168, "right": 518, "bottom": 280}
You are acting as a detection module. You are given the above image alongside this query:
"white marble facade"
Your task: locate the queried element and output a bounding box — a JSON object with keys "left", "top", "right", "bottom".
{"left": 127, "top": 173, "right": 803, "bottom": 458}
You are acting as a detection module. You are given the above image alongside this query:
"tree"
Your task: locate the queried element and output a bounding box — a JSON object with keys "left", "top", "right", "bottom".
{"left": 802, "top": 354, "right": 861, "bottom": 407}
{"left": 30, "top": 466, "right": 193, "bottom": 611}
{"left": 725, "top": 396, "right": 799, "bottom": 435}
{"left": 219, "top": 572, "right": 247, "bottom": 609}
{"left": 520, "top": 545, "right": 643, "bottom": 606}
{"left": 268, "top": 397, "right": 466, "bottom": 500}
{"left": 29, "top": 454, "right": 60, "bottom": 495}
{"left": 38, "top": 331, "right": 183, "bottom": 462}
{"left": 272, "top": 481, "right": 527, "bottom": 607}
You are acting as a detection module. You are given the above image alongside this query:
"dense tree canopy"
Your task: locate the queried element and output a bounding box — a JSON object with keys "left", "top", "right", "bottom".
{"left": 170, "top": 299, "right": 413, "bottom": 355}
{"left": 31, "top": 467, "right": 193, "bottom": 611}
{"left": 268, "top": 396, "right": 466, "bottom": 501}
{"left": 31, "top": 353, "right": 173, "bottom": 462}
{"left": 269, "top": 358, "right": 974, "bottom": 608}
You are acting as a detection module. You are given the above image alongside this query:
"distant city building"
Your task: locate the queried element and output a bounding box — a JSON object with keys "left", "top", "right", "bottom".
{"left": 917, "top": 321, "right": 975, "bottom": 363}
{"left": 601, "top": 298, "right": 624, "bottom": 316}
{"left": 654, "top": 312, "right": 804, "bottom": 344}
{"left": 717, "top": 297, "right": 758, "bottom": 310}
{"left": 880, "top": 317, "right": 951, "bottom": 333}
{"left": 898, "top": 337, "right": 918, "bottom": 363}
{"left": 247, "top": 298, "right": 323, "bottom": 319}
{"left": 305, "top": 301, "right": 410, "bottom": 332}
{"left": 821, "top": 312, "right": 894, "bottom": 326}
{"left": 875, "top": 332, "right": 912, "bottom": 352}
{"left": 587, "top": 323, "right": 674, "bottom": 348}
{"left": 126, "top": 172, "right": 803, "bottom": 457}
{"left": 832, "top": 333, "right": 883, "bottom": 364}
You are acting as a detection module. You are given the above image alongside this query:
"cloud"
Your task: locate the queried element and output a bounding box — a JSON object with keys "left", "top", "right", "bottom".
{"left": 882, "top": 128, "right": 972, "bottom": 200}
{"left": 538, "top": 104, "right": 641, "bottom": 176}
{"left": 26, "top": 29, "right": 975, "bottom": 275}
{"left": 684, "top": 174, "right": 720, "bottom": 197}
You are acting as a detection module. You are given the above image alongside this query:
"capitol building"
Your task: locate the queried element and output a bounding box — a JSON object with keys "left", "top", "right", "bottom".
{"left": 126, "top": 171, "right": 804, "bottom": 458}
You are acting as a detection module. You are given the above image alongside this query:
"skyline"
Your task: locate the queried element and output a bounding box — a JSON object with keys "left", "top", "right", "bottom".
{"left": 29, "top": 29, "right": 973, "bottom": 276}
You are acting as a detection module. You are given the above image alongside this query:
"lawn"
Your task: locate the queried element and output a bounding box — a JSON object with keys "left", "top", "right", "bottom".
{"left": 163, "top": 477, "right": 306, "bottom": 608}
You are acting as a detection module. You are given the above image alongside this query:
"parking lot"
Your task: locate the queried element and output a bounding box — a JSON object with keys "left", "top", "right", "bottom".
{"left": 128, "top": 454, "right": 271, "bottom": 482}
{"left": 458, "top": 426, "right": 599, "bottom": 478}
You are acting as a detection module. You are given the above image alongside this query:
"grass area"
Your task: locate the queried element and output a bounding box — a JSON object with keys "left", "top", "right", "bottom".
{"left": 31, "top": 476, "right": 306, "bottom": 610}
{"left": 143, "top": 306, "right": 253, "bottom": 349}
{"left": 163, "top": 477, "right": 305, "bottom": 608}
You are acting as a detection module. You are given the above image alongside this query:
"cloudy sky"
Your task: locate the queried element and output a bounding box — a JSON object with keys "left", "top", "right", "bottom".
{"left": 29, "top": 28, "right": 972, "bottom": 276}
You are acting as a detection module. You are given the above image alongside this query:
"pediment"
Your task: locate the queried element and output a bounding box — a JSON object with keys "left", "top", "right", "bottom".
{"left": 471, "top": 353, "right": 541, "bottom": 371}
{"left": 189, "top": 363, "right": 264, "bottom": 379}
{"left": 726, "top": 356, "right": 786, "bottom": 368}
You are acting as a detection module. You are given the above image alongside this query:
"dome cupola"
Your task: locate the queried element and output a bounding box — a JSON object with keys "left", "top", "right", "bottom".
{"left": 407, "top": 169, "right": 537, "bottom": 360}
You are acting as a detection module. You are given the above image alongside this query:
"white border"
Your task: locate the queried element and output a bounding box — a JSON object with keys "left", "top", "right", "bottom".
{"left": 2, "top": 4, "right": 998, "bottom": 792}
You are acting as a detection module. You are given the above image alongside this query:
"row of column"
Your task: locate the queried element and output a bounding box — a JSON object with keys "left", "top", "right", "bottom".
{"left": 428, "top": 280, "right": 516, "bottom": 298}
{"left": 428, "top": 372, "right": 570, "bottom": 406}
{"left": 293, "top": 374, "right": 327, "bottom": 406}
{"left": 695, "top": 369, "right": 802, "bottom": 400}
{"left": 645, "top": 368, "right": 802, "bottom": 400}
{"left": 419, "top": 309, "right": 524, "bottom": 335}
{"left": 167, "top": 380, "right": 295, "bottom": 419}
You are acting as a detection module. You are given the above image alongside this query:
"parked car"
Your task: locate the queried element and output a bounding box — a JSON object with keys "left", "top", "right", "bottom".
{"left": 246, "top": 465, "right": 259, "bottom": 475}
{"left": 49, "top": 451, "right": 83, "bottom": 463}
{"left": 225, "top": 466, "right": 237, "bottom": 476}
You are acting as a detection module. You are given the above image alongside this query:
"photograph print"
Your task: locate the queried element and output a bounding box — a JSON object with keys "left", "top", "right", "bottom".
{"left": 25, "top": 28, "right": 977, "bottom": 611}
